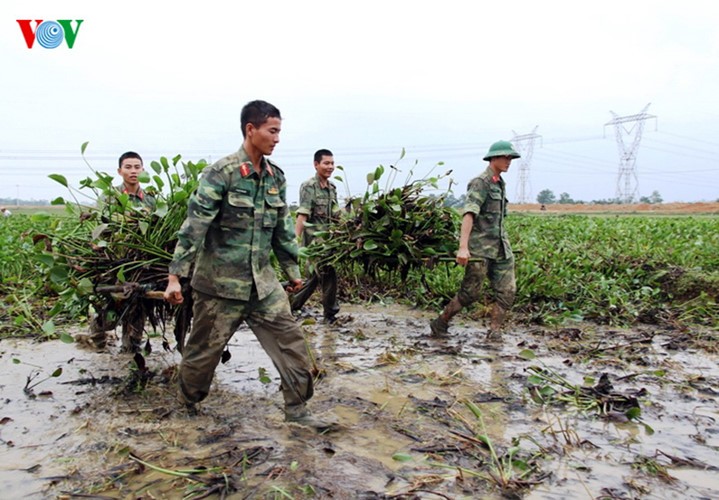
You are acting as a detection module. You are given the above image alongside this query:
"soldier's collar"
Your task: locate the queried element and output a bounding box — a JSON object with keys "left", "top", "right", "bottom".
{"left": 238, "top": 158, "right": 274, "bottom": 178}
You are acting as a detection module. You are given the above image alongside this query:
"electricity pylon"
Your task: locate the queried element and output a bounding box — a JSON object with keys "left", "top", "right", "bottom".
{"left": 511, "top": 127, "right": 542, "bottom": 203}
{"left": 605, "top": 103, "right": 657, "bottom": 203}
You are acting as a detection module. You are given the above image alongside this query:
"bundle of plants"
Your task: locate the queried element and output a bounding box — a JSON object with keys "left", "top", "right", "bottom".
{"left": 305, "top": 162, "right": 460, "bottom": 285}
{"left": 38, "top": 145, "right": 206, "bottom": 350}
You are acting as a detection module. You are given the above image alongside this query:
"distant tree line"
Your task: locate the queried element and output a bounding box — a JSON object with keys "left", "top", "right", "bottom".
{"left": 535, "top": 189, "right": 663, "bottom": 205}
{"left": 0, "top": 198, "right": 51, "bottom": 206}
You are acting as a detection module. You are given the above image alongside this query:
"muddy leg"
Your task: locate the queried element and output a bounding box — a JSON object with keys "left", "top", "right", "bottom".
{"left": 430, "top": 296, "right": 463, "bottom": 336}
{"left": 121, "top": 310, "right": 146, "bottom": 353}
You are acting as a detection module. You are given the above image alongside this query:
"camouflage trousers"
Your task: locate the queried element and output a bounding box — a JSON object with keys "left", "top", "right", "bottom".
{"left": 290, "top": 265, "right": 340, "bottom": 318}
{"left": 457, "top": 255, "right": 516, "bottom": 310}
{"left": 179, "top": 282, "right": 314, "bottom": 406}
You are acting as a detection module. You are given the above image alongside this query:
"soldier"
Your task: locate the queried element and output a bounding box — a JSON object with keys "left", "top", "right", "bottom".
{"left": 291, "top": 149, "right": 341, "bottom": 323}
{"left": 97, "top": 152, "right": 156, "bottom": 211}
{"left": 429, "top": 140, "right": 520, "bottom": 340}
{"left": 89, "top": 151, "right": 156, "bottom": 352}
{"left": 164, "top": 100, "right": 333, "bottom": 430}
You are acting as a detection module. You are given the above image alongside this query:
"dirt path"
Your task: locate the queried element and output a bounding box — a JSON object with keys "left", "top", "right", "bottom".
{"left": 1, "top": 303, "right": 718, "bottom": 499}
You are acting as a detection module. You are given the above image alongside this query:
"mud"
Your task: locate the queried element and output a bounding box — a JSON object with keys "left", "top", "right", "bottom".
{"left": 1, "top": 302, "right": 718, "bottom": 499}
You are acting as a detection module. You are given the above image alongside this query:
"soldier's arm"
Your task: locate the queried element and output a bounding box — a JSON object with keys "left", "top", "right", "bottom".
{"left": 272, "top": 177, "right": 301, "bottom": 282}
{"left": 295, "top": 213, "right": 308, "bottom": 238}
{"left": 168, "top": 167, "right": 225, "bottom": 279}
{"left": 456, "top": 213, "right": 474, "bottom": 266}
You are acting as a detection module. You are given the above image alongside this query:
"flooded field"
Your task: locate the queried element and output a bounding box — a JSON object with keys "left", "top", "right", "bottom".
{"left": 1, "top": 302, "right": 718, "bottom": 499}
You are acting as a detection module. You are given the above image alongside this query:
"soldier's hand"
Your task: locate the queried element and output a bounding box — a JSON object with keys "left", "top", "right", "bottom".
{"left": 164, "top": 276, "right": 184, "bottom": 305}
{"left": 456, "top": 248, "right": 471, "bottom": 267}
{"left": 286, "top": 279, "right": 303, "bottom": 294}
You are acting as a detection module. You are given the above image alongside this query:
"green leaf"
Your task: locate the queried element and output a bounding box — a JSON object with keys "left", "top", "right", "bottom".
{"left": 334, "top": 175, "right": 343, "bottom": 182}
{"left": 363, "top": 240, "right": 378, "bottom": 251}
{"left": 153, "top": 175, "right": 165, "bottom": 190}
{"left": 51, "top": 367, "right": 63, "bottom": 377}
{"left": 138, "top": 171, "right": 151, "bottom": 183}
{"left": 172, "top": 154, "right": 182, "bottom": 165}
{"left": 139, "top": 221, "right": 149, "bottom": 235}
{"left": 391, "top": 453, "right": 413, "bottom": 462}
{"left": 48, "top": 174, "right": 68, "bottom": 187}
{"left": 150, "top": 160, "right": 162, "bottom": 174}
{"left": 12, "top": 358, "right": 21, "bottom": 364}
{"left": 30, "top": 212, "right": 51, "bottom": 223}
{"left": 51, "top": 197, "right": 66, "bottom": 205}
{"left": 161, "top": 157, "right": 170, "bottom": 171}
{"left": 77, "top": 278, "right": 94, "bottom": 296}
{"left": 59, "top": 333, "right": 75, "bottom": 344}
{"left": 517, "top": 349, "right": 536, "bottom": 360}
{"left": 539, "top": 386, "right": 555, "bottom": 396}
{"left": 366, "top": 172, "right": 375, "bottom": 185}
{"left": 34, "top": 253, "right": 55, "bottom": 267}
{"left": 527, "top": 375, "right": 544, "bottom": 385}
{"left": 42, "top": 320, "right": 56, "bottom": 335}
{"left": 258, "top": 367, "right": 272, "bottom": 385}
{"left": 172, "top": 191, "right": 189, "bottom": 203}
{"left": 625, "top": 407, "right": 642, "bottom": 420}
{"left": 49, "top": 266, "right": 68, "bottom": 284}
{"left": 81, "top": 141, "right": 89, "bottom": 154}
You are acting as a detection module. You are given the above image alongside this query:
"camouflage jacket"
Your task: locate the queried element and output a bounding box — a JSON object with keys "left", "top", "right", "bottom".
{"left": 296, "top": 174, "right": 339, "bottom": 246}
{"left": 168, "top": 147, "right": 300, "bottom": 301}
{"left": 97, "top": 183, "right": 156, "bottom": 211}
{"left": 117, "top": 183, "right": 156, "bottom": 209}
{"left": 462, "top": 166, "right": 513, "bottom": 260}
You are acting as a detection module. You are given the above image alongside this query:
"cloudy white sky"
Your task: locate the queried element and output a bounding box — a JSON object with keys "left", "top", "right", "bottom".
{"left": 1, "top": 0, "right": 718, "bottom": 205}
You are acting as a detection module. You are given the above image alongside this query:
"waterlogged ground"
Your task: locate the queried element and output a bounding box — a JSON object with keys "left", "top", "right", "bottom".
{"left": 1, "top": 302, "right": 718, "bottom": 499}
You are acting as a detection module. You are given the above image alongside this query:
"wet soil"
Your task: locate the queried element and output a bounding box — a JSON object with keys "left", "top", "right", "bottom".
{"left": 1, "top": 302, "right": 718, "bottom": 499}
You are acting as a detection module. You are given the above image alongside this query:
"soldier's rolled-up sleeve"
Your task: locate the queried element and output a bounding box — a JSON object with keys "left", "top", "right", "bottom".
{"left": 296, "top": 182, "right": 312, "bottom": 216}
{"left": 462, "top": 178, "right": 486, "bottom": 216}
{"left": 168, "top": 169, "right": 225, "bottom": 277}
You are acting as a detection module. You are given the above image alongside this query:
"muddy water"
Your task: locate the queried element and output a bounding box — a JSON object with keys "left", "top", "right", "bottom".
{"left": 1, "top": 303, "right": 718, "bottom": 499}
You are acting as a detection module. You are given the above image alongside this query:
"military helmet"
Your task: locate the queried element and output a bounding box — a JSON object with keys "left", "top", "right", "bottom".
{"left": 483, "top": 140, "right": 521, "bottom": 161}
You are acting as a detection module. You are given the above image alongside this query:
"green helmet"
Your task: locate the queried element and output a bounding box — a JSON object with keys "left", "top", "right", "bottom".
{"left": 483, "top": 140, "right": 521, "bottom": 161}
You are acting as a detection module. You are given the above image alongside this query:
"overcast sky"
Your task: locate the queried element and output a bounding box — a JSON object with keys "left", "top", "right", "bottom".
{"left": 1, "top": 0, "right": 718, "bottom": 205}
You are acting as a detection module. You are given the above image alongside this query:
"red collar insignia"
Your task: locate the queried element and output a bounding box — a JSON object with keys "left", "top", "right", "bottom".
{"left": 122, "top": 186, "right": 144, "bottom": 199}
{"left": 491, "top": 175, "right": 500, "bottom": 183}
{"left": 239, "top": 162, "right": 251, "bottom": 177}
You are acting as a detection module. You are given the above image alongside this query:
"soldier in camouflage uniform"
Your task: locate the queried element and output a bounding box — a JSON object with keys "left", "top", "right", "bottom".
{"left": 90, "top": 151, "right": 155, "bottom": 352}
{"left": 164, "top": 100, "right": 333, "bottom": 430}
{"left": 291, "top": 149, "right": 341, "bottom": 322}
{"left": 429, "top": 140, "right": 520, "bottom": 340}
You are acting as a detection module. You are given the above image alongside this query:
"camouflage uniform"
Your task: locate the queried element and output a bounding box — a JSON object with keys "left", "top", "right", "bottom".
{"left": 96, "top": 183, "right": 157, "bottom": 212}
{"left": 458, "top": 166, "right": 516, "bottom": 310}
{"left": 430, "top": 165, "right": 516, "bottom": 337}
{"left": 169, "top": 147, "right": 313, "bottom": 408}
{"left": 90, "top": 183, "right": 156, "bottom": 351}
{"left": 290, "top": 174, "right": 341, "bottom": 319}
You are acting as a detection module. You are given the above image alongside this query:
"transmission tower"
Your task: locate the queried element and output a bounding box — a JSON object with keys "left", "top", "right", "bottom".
{"left": 511, "top": 127, "right": 542, "bottom": 203}
{"left": 604, "top": 103, "right": 657, "bottom": 203}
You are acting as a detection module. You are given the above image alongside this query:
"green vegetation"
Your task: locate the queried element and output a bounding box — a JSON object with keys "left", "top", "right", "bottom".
{"left": 344, "top": 212, "right": 718, "bottom": 327}
{"left": 1, "top": 163, "right": 718, "bottom": 340}
{"left": 0, "top": 146, "right": 206, "bottom": 342}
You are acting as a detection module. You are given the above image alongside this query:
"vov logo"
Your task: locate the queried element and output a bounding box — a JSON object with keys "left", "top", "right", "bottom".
{"left": 17, "top": 20, "right": 84, "bottom": 49}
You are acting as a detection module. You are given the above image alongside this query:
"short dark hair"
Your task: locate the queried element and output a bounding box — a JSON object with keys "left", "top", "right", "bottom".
{"left": 118, "top": 151, "right": 143, "bottom": 168}
{"left": 240, "top": 100, "right": 281, "bottom": 138}
{"left": 314, "top": 149, "right": 333, "bottom": 163}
